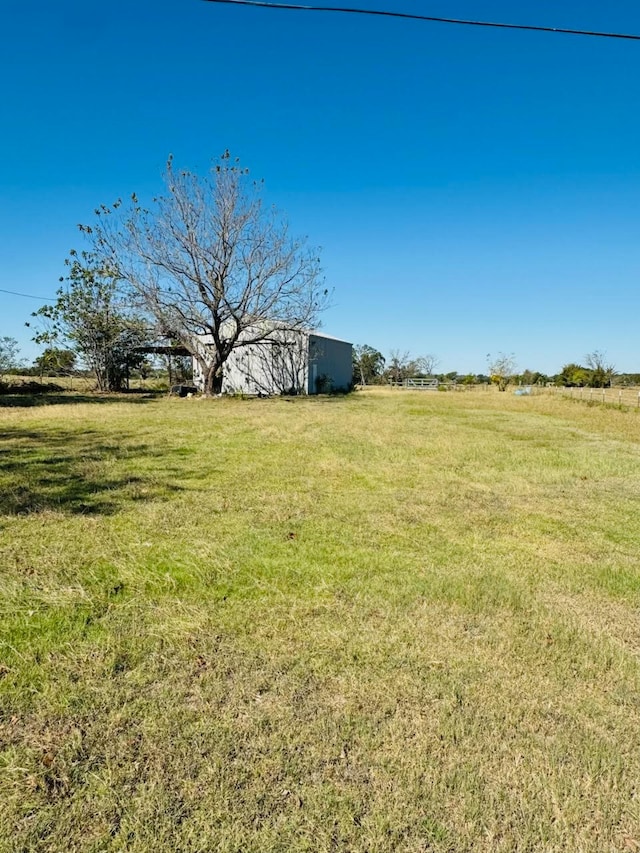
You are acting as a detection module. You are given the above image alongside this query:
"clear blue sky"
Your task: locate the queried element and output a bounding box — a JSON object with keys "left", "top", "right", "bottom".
{"left": 2, "top": 0, "right": 640, "bottom": 374}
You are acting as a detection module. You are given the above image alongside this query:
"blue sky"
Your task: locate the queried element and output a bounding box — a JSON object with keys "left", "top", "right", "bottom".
{"left": 2, "top": 0, "right": 640, "bottom": 374}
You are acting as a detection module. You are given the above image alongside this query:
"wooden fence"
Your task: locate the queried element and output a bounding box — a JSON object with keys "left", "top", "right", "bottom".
{"left": 404, "top": 377, "right": 439, "bottom": 390}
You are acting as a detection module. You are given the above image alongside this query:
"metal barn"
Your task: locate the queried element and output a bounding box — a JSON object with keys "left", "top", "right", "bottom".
{"left": 192, "top": 328, "right": 353, "bottom": 396}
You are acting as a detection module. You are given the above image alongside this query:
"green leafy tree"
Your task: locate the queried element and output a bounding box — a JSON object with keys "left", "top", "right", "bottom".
{"left": 31, "top": 252, "right": 147, "bottom": 392}
{"left": 615, "top": 373, "right": 640, "bottom": 387}
{"left": 353, "top": 344, "right": 385, "bottom": 385}
{"left": 557, "top": 363, "right": 590, "bottom": 387}
{"left": 0, "top": 336, "right": 22, "bottom": 383}
{"left": 585, "top": 350, "right": 615, "bottom": 388}
{"left": 519, "top": 369, "right": 548, "bottom": 386}
{"left": 34, "top": 347, "right": 77, "bottom": 377}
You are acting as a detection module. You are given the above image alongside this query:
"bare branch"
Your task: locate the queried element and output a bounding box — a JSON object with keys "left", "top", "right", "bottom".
{"left": 86, "top": 154, "right": 328, "bottom": 394}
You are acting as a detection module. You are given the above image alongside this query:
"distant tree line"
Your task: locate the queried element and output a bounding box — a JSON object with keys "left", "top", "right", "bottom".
{"left": 353, "top": 347, "right": 443, "bottom": 386}
{"left": 352, "top": 346, "right": 624, "bottom": 390}
{"left": 0, "top": 320, "right": 630, "bottom": 399}
{"left": 555, "top": 352, "right": 616, "bottom": 388}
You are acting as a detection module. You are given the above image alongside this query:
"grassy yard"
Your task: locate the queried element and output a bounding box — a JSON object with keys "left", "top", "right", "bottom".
{"left": 1, "top": 388, "right": 640, "bottom": 852}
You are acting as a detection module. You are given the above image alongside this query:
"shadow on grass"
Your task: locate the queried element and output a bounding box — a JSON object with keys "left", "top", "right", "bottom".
{"left": 0, "top": 391, "right": 163, "bottom": 408}
{"left": 0, "top": 426, "right": 188, "bottom": 516}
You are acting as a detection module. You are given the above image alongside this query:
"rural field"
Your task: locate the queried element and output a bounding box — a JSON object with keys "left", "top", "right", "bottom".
{"left": 1, "top": 387, "right": 640, "bottom": 852}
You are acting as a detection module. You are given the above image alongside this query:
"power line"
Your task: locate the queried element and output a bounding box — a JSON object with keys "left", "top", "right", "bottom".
{"left": 201, "top": 0, "right": 640, "bottom": 41}
{"left": 0, "top": 288, "right": 52, "bottom": 302}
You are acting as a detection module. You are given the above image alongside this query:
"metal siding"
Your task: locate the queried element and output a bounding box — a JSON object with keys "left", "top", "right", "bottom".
{"left": 193, "top": 329, "right": 351, "bottom": 395}
{"left": 309, "top": 335, "right": 353, "bottom": 393}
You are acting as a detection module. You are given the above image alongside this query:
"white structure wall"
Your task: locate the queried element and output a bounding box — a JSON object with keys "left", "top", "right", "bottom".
{"left": 192, "top": 328, "right": 352, "bottom": 395}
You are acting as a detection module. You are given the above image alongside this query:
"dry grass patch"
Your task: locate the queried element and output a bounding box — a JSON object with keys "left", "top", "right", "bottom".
{"left": 1, "top": 389, "right": 640, "bottom": 851}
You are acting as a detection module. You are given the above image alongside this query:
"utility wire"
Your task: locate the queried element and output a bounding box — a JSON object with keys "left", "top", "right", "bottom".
{"left": 0, "top": 288, "right": 52, "bottom": 301}
{"left": 201, "top": 0, "right": 640, "bottom": 41}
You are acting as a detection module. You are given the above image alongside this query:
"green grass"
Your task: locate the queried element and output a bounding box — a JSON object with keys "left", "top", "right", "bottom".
{"left": 1, "top": 389, "right": 640, "bottom": 852}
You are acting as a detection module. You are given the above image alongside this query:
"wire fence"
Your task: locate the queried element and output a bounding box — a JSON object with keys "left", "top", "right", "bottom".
{"left": 544, "top": 384, "right": 640, "bottom": 408}
{"left": 381, "top": 381, "right": 640, "bottom": 407}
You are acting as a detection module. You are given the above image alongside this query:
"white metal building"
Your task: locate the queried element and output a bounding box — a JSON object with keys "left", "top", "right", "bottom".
{"left": 192, "top": 327, "right": 353, "bottom": 395}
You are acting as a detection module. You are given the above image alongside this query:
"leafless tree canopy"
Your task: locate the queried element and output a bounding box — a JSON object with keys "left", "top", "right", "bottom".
{"left": 83, "top": 152, "right": 328, "bottom": 394}
{"left": 415, "top": 353, "right": 439, "bottom": 377}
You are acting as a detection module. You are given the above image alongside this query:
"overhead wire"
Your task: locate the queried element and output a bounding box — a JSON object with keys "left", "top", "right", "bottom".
{"left": 0, "top": 287, "right": 52, "bottom": 301}
{"left": 201, "top": 0, "right": 640, "bottom": 41}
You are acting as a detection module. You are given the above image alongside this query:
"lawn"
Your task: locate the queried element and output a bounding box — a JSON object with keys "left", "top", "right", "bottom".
{"left": 1, "top": 388, "right": 640, "bottom": 852}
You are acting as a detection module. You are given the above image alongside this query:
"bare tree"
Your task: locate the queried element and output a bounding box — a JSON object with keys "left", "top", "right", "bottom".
{"left": 585, "top": 350, "right": 616, "bottom": 388}
{"left": 386, "top": 350, "right": 439, "bottom": 384}
{"left": 387, "top": 349, "right": 412, "bottom": 385}
{"left": 487, "top": 352, "right": 517, "bottom": 391}
{"left": 83, "top": 152, "right": 329, "bottom": 395}
{"left": 415, "top": 353, "right": 439, "bottom": 377}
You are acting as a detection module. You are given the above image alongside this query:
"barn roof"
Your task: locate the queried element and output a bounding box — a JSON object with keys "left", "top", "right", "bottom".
{"left": 309, "top": 330, "right": 352, "bottom": 345}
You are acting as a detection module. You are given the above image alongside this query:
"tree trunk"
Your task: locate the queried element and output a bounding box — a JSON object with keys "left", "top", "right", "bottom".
{"left": 202, "top": 364, "right": 223, "bottom": 397}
